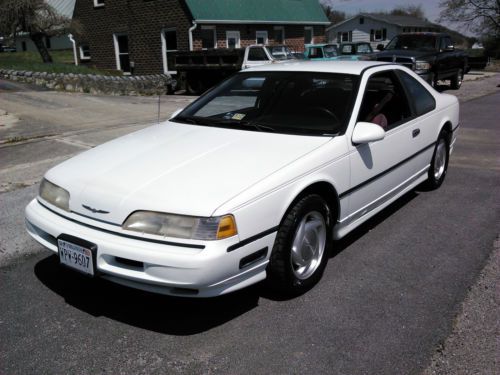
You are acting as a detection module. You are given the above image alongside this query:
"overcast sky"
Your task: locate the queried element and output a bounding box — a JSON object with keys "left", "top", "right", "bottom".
{"left": 325, "top": 0, "right": 444, "bottom": 22}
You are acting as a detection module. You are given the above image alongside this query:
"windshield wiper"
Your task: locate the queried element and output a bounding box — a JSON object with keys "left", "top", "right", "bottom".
{"left": 174, "top": 116, "right": 276, "bottom": 132}
{"left": 240, "top": 121, "right": 276, "bottom": 133}
{"left": 206, "top": 119, "right": 276, "bottom": 132}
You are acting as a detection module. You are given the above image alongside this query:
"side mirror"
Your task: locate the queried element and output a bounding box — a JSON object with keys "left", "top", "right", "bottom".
{"left": 352, "top": 122, "right": 385, "bottom": 144}
{"left": 376, "top": 44, "right": 384, "bottom": 51}
{"left": 169, "top": 108, "right": 183, "bottom": 119}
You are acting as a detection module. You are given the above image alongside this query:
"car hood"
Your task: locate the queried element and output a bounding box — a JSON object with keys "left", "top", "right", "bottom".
{"left": 375, "top": 49, "right": 434, "bottom": 60}
{"left": 45, "top": 122, "right": 331, "bottom": 224}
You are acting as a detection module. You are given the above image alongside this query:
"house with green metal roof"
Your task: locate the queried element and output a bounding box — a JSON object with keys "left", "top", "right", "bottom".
{"left": 73, "top": 0, "right": 329, "bottom": 75}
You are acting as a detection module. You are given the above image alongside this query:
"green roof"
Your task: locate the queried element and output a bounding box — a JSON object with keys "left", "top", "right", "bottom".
{"left": 184, "top": 0, "right": 330, "bottom": 24}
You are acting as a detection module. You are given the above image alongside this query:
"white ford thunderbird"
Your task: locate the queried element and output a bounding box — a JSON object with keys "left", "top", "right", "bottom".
{"left": 25, "top": 61, "right": 459, "bottom": 297}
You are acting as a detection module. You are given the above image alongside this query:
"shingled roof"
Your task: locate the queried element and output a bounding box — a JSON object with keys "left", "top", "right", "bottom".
{"left": 47, "top": 0, "right": 76, "bottom": 19}
{"left": 184, "top": 0, "right": 330, "bottom": 24}
{"left": 328, "top": 12, "right": 438, "bottom": 30}
{"left": 361, "top": 13, "right": 437, "bottom": 28}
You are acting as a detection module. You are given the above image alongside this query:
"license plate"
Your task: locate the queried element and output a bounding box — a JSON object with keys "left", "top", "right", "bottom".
{"left": 58, "top": 238, "right": 95, "bottom": 276}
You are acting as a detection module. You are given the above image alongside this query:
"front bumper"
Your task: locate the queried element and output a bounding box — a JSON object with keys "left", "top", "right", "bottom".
{"left": 416, "top": 71, "right": 433, "bottom": 84}
{"left": 25, "top": 199, "right": 276, "bottom": 297}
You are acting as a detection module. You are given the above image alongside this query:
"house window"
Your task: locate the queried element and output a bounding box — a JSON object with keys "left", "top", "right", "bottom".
{"left": 226, "top": 31, "right": 240, "bottom": 49}
{"left": 256, "top": 30, "right": 268, "bottom": 45}
{"left": 45, "top": 37, "right": 51, "bottom": 49}
{"left": 370, "top": 28, "right": 387, "bottom": 41}
{"left": 94, "top": 0, "right": 104, "bottom": 7}
{"left": 79, "top": 45, "right": 91, "bottom": 60}
{"left": 113, "top": 33, "right": 131, "bottom": 73}
{"left": 338, "top": 31, "right": 351, "bottom": 42}
{"left": 161, "top": 28, "right": 177, "bottom": 73}
{"left": 201, "top": 26, "right": 216, "bottom": 49}
{"left": 359, "top": 17, "right": 364, "bottom": 24}
{"left": 273, "top": 26, "right": 284, "bottom": 44}
{"left": 304, "top": 27, "right": 313, "bottom": 44}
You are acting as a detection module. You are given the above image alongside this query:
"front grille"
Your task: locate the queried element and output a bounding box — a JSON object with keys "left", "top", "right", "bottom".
{"left": 377, "top": 56, "right": 414, "bottom": 70}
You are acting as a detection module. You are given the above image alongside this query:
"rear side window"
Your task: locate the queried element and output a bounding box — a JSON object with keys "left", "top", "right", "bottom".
{"left": 248, "top": 47, "right": 269, "bottom": 61}
{"left": 398, "top": 71, "right": 436, "bottom": 116}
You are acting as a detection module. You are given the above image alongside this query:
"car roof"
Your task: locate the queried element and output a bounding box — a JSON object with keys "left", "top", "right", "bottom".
{"left": 242, "top": 60, "right": 391, "bottom": 75}
{"left": 305, "top": 43, "right": 336, "bottom": 47}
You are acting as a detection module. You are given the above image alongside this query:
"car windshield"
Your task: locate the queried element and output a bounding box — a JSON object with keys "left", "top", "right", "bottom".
{"left": 173, "top": 72, "right": 359, "bottom": 136}
{"left": 385, "top": 35, "right": 437, "bottom": 51}
{"left": 266, "top": 45, "right": 295, "bottom": 60}
{"left": 323, "top": 45, "right": 339, "bottom": 58}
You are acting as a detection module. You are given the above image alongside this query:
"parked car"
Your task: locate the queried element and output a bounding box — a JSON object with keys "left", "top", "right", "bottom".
{"left": 339, "top": 42, "right": 373, "bottom": 56}
{"left": 25, "top": 61, "right": 459, "bottom": 298}
{"left": 303, "top": 43, "right": 369, "bottom": 61}
{"left": 0, "top": 43, "right": 16, "bottom": 52}
{"left": 174, "top": 44, "right": 296, "bottom": 94}
{"left": 375, "top": 32, "right": 468, "bottom": 89}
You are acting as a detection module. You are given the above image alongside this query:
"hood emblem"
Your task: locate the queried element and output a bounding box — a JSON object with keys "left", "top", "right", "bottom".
{"left": 82, "top": 204, "right": 110, "bottom": 214}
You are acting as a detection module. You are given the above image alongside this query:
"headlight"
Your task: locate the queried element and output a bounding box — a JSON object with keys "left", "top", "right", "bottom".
{"left": 415, "top": 61, "right": 431, "bottom": 71}
{"left": 122, "top": 211, "right": 238, "bottom": 240}
{"left": 39, "top": 178, "right": 70, "bottom": 211}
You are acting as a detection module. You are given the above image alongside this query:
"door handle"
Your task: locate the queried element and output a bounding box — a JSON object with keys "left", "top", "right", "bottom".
{"left": 412, "top": 129, "right": 420, "bottom": 138}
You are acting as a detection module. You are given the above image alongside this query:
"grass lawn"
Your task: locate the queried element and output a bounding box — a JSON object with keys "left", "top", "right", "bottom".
{"left": 0, "top": 50, "right": 121, "bottom": 75}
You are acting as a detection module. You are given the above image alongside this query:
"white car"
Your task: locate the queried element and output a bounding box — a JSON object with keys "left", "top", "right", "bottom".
{"left": 25, "top": 61, "right": 459, "bottom": 297}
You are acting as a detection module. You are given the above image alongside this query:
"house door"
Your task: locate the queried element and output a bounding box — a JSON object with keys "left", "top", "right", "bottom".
{"left": 226, "top": 31, "right": 240, "bottom": 49}
{"left": 162, "top": 29, "right": 177, "bottom": 74}
{"left": 114, "top": 34, "right": 131, "bottom": 73}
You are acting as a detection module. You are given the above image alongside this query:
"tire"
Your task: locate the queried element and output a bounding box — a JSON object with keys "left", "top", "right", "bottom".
{"left": 267, "top": 194, "right": 333, "bottom": 295}
{"left": 429, "top": 72, "right": 437, "bottom": 88}
{"left": 186, "top": 76, "right": 204, "bottom": 95}
{"left": 425, "top": 131, "right": 450, "bottom": 189}
{"left": 450, "top": 68, "right": 463, "bottom": 90}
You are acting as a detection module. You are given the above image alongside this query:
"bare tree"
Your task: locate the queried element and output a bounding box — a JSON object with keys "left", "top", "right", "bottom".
{"left": 390, "top": 5, "right": 426, "bottom": 20}
{"left": 321, "top": 4, "right": 347, "bottom": 25}
{"left": 0, "top": 0, "right": 72, "bottom": 63}
{"left": 439, "top": 0, "right": 500, "bottom": 35}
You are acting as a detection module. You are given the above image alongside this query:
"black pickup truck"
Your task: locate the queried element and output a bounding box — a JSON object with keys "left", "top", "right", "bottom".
{"left": 375, "top": 33, "right": 468, "bottom": 89}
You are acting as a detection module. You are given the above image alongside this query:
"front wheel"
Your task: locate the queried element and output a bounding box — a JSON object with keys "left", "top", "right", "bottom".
{"left": 425, "top": 131, "right": 449, "bottom": 189}
{"left": 267, "top": 194, "right": 332, "bottom": 295}
{"left": 450, "top": 68, "right": 463, "bottom": 90}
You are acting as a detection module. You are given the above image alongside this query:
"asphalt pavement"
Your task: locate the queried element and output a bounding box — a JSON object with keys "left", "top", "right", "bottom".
{"left": 0, "top": 77, "right": 499, "bottom": 375}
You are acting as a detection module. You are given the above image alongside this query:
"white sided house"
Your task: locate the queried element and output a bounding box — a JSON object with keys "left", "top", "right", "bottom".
{"left": 326, "top": 13, "right": 439, "bottom": 48}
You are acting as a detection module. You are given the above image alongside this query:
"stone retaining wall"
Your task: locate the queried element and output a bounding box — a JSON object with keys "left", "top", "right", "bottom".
{"left": 0, "top": 69, "right": 173, "bottom": 96}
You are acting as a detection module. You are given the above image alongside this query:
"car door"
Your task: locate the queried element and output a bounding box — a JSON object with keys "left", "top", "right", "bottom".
{"left": 345, "top": 68, "right": 428, "bottom": 224}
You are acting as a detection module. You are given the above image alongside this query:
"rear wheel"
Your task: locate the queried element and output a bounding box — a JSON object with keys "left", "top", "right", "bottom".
{"left": 267, "top": 194, "right": 332, "bottom": 295}
{"left": 450, "top": 68, "right": 463, "bottom": 90}
{"left": 425, "top": 131, "right": 449, "bottom": 189}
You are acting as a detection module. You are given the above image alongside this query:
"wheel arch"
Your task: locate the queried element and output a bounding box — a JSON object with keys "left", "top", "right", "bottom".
{"left": 279, "top": 180, "right": 341, "bottom": 228}
{"left": 440, "top": 120, "right": 453, "bottom": 145}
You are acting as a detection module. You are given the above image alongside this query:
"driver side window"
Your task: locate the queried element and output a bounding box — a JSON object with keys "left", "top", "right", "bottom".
{"left": 357, "top": 71, "right": 412, "bottom": 130}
